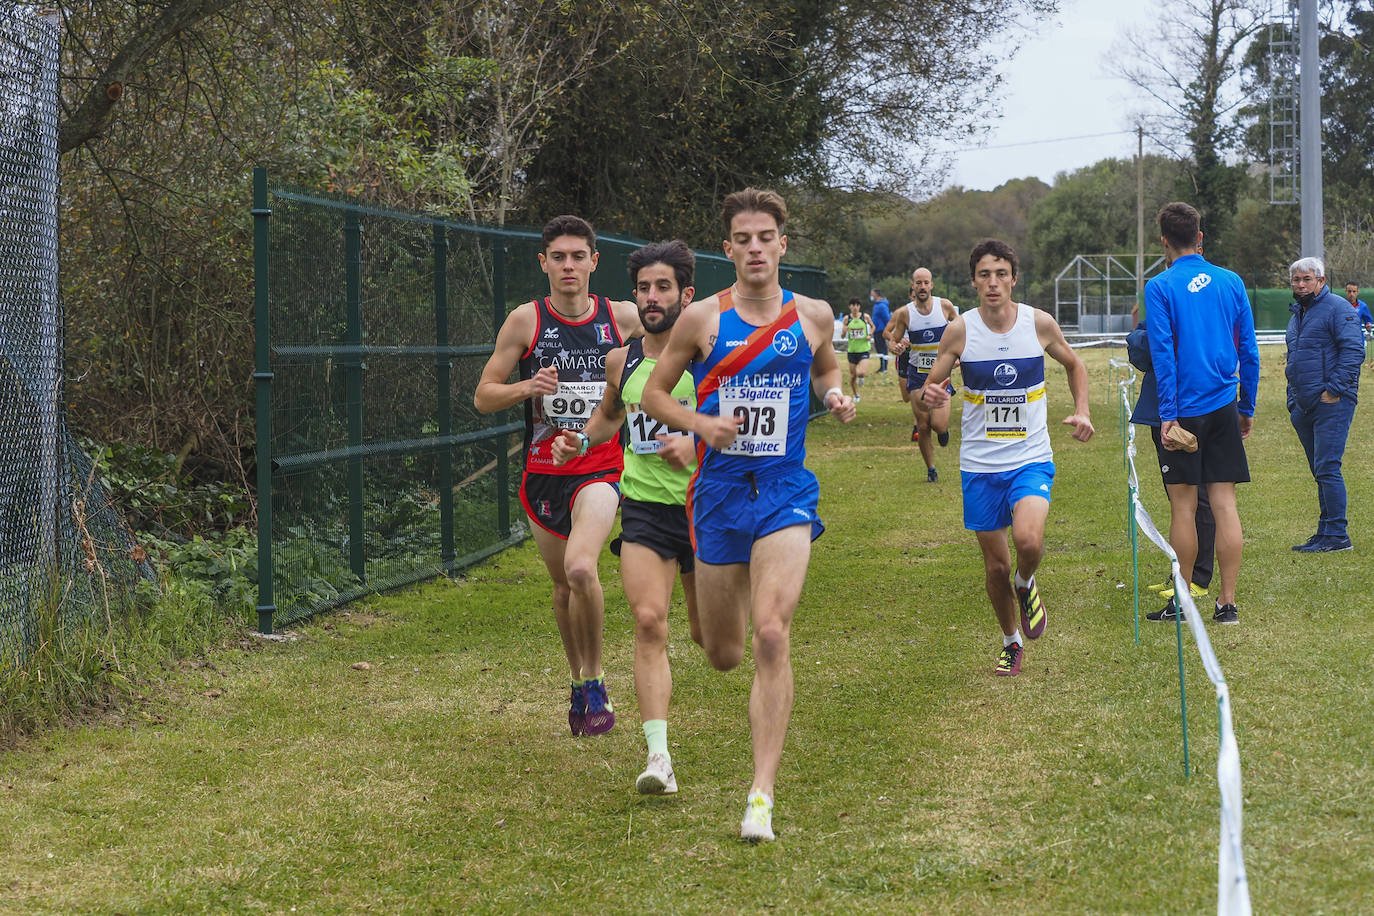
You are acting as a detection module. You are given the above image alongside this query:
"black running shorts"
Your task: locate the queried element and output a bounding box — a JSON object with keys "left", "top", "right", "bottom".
{"left": 1153, "top": 400, "right": 1250, "bottom": 487}
{"left": 612, "top": 497, "right": 694, "bottom": 573}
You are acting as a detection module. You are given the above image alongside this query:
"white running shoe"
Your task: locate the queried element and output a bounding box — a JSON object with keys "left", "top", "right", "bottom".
{"left": 740, "top": 790, "right": 775, "bottom": 842}
{"left": 635, "top": 753, "right": 677, "bottom": 795}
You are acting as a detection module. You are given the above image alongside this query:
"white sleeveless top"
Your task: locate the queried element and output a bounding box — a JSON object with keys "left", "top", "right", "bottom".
{"left": 904, "top": 300, "right": 951, "bottom": 374}
{"left": 958, "top": 304, "right": 1052, "bottom": 473}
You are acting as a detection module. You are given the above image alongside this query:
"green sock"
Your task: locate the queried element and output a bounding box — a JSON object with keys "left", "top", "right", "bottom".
{"left": 643, "top": 719, "right": 669, "bottom": 757}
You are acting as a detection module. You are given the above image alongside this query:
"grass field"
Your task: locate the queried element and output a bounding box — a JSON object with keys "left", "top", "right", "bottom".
{"left": 1, "top": 348, "right": 1371, "bottom": 914}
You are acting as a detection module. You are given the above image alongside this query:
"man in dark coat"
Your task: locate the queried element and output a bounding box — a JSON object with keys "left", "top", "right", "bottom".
{"left": 1287, "top": 257, "right": 1364, "bottom": 552}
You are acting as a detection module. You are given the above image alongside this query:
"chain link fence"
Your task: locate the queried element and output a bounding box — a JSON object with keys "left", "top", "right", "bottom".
{"left": 0, "top": 7, "right": 153, "bottom": 666}
{"left": 253, "top": 173, "right": 827, "bottom": 630}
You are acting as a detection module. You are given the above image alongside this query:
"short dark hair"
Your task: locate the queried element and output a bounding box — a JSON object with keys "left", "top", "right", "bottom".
{"left": 968, "top": 238, "right": 1019, "bottom": 278}
{"left": 1157, "top": 202, "right": 1201, "bottom": 250}
{"left": 541, "top": 214, "right": 596, "bottom": 252}
{"left": 848, "top": 297, "right": 863, "bottom": 308}
{"left": 721, "top": 187, "right": 787, "bottom": 234}
{"left": 627, "top": 239, "right": 695, "bottom": 291}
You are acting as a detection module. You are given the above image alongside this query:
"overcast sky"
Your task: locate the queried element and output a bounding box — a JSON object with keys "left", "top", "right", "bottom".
{"left": 943, "top": 0, "right": 1158, "bottom": 192}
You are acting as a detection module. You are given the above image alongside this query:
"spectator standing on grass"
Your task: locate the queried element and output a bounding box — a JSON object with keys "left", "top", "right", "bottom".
{"left": 1344, "top": 282, "right": 1373, "bottom": 330}
{"left": 1126, "top": 319, "right": 1218, "bottom": 622}
{"left": 1287, "top": 259, "right": 1363, "bottom": 553}
{"left": 1144, "top": 202, "right": 1258, "bottom": 626}
{"left": 870, "top": 287, "right": 891, "bottom": 373}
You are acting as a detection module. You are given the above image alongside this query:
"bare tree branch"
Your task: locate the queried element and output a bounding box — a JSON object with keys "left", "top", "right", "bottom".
{"left": 58, "top": 0, "right": 243, "bottom": 153}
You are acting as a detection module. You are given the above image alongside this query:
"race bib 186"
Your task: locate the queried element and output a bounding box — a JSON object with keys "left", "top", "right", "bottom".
{"left": 915, "top": 349, "right": 937, "bottom": 372}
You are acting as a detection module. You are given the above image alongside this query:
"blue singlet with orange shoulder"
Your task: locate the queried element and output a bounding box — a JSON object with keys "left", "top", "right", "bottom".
{"left": 691, "top": 288, "right": 814, "bottom": 479}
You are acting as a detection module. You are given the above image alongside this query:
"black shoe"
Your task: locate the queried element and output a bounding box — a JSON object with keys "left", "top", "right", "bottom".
{"left": 926, "top": 466, "right": 938, "bottom": 483}
{"left": 911, "top": 425, "right": 920, "bottom": 442}
{"left": 1291, "top": 535, "right": 1320, "bottom": 551}
{"left": 937, "top": 430, "right": 950, "bottom": 447}
{"left": 1212, "top": 603, "right": 1239, "bottom": 625}
{"left": 1315, "top": 536, "right": 1354, "bottom": 552}
{"left": 1145, "top": 599, "right": 1185, "bottom": 622}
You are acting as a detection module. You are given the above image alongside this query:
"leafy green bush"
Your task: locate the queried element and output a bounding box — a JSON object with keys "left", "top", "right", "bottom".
{"left": 78, "top": 436, "right": 249, "bottom": 537}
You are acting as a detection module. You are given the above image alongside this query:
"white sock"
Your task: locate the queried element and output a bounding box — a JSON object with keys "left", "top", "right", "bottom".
{"left": 1014, "top": 570, "right": 1032, "bottom": 590}
{"left": 1003, "top": 630, "right": 1022, "bottom": 648}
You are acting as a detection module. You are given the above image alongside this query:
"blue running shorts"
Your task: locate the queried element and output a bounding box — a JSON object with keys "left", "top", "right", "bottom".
{"left": 961, "top": 461, "right": 1056, "bottom": 532}
{"left": 689, "top": 465, "right": 824, "bottom": 565}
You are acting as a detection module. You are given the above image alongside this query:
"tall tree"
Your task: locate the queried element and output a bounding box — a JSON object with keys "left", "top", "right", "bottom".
{"left": 522, "top": 0, "right": 1062, "bottom": 244}
{"left": 1110, "top": 0, "right": 1266, "bottom": 261}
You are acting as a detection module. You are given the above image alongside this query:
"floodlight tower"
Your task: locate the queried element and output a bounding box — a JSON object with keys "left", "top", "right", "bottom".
{"left": 1299, "top": 0, "right": 1322, "bottom": 258}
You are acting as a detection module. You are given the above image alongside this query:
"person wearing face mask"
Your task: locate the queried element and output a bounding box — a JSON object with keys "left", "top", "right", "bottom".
{"left": 1286, "top": 257, "right": 1364, "bottom": 553}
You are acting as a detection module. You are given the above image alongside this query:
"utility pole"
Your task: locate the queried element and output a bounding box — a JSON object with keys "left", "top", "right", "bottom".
{"left": 1136, "top": 125, "right": 1144, "bottom": 325}
{"left": 1299, "top": 0, "right": 1323, "bottom": 258}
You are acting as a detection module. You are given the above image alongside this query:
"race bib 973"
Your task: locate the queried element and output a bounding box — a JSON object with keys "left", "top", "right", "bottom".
{"left": 718, "top": 386, "right": 789, "bottom": 457}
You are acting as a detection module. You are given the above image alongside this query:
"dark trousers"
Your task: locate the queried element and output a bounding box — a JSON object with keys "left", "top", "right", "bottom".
{"left": 1290, "top": 397, "right": 1357, "bottom": 539}
{"left": 1191, "top": 486, "right": 1215, "bottom": 588}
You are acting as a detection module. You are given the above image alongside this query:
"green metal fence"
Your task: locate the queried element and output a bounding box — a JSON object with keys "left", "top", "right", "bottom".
{"left": 252, "top": 171, "right": 827, "bottom": 630}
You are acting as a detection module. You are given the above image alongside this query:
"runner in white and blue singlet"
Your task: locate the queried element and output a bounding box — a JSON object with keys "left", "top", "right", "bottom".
{"left": 885, "top": 266, "right": 958, "bottom": 480}
{"left": 922, "top": 239, "right": 1093, "bottom": 678}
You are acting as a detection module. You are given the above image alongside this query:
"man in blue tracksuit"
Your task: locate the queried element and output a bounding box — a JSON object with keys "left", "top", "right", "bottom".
{"left": 1145, "top": 202, "right": 1259, "bottom": 625}
{"left": 1287, "top": 258, "right": 1364, "bottom": 552}
{"left": 869, "top": 287, "right": 891, "bottom": 372}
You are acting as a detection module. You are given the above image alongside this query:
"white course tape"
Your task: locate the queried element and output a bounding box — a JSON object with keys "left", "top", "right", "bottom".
{"left": 1118, "top": 383, "right": 1252, "bottom": 916}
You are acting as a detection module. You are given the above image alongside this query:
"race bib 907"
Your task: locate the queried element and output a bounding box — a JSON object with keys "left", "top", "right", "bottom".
{"left": 541, "top": 381, "right": 605, "bottom": 430}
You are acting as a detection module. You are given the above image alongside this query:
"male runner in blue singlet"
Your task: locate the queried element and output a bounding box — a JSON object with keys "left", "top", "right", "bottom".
{"left": 641, "top": 188, "right": 856, "bottom": 842}
{"left": 922, "top": 239, "right": 1094, "bottom": 677}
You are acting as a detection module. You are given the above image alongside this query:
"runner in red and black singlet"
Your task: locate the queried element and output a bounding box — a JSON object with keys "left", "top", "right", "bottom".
{"left": 475, "top": 215, "right": 641, "bottom": 738}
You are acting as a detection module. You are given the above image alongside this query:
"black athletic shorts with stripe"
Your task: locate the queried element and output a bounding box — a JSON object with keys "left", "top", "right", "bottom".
{"left": 1153, "top": 400, "right": 1250, "bottom": 486}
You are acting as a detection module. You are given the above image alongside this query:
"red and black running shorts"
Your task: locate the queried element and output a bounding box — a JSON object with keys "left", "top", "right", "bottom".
{"left": 520, "top": 468, "right": 620, "bottom": 539}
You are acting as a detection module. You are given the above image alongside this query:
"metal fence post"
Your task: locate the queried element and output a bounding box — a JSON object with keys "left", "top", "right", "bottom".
{"left": 344, "top": 210, "right": 366, "bottom": 582}
{"left": 434, "top": 223, "right": 454, "bottom": 568}
{"left": 492, "top": 237, "right": 511, "bottom": 535}
{"left": 252, "top": 168, "right": 276, "bottom": 633}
